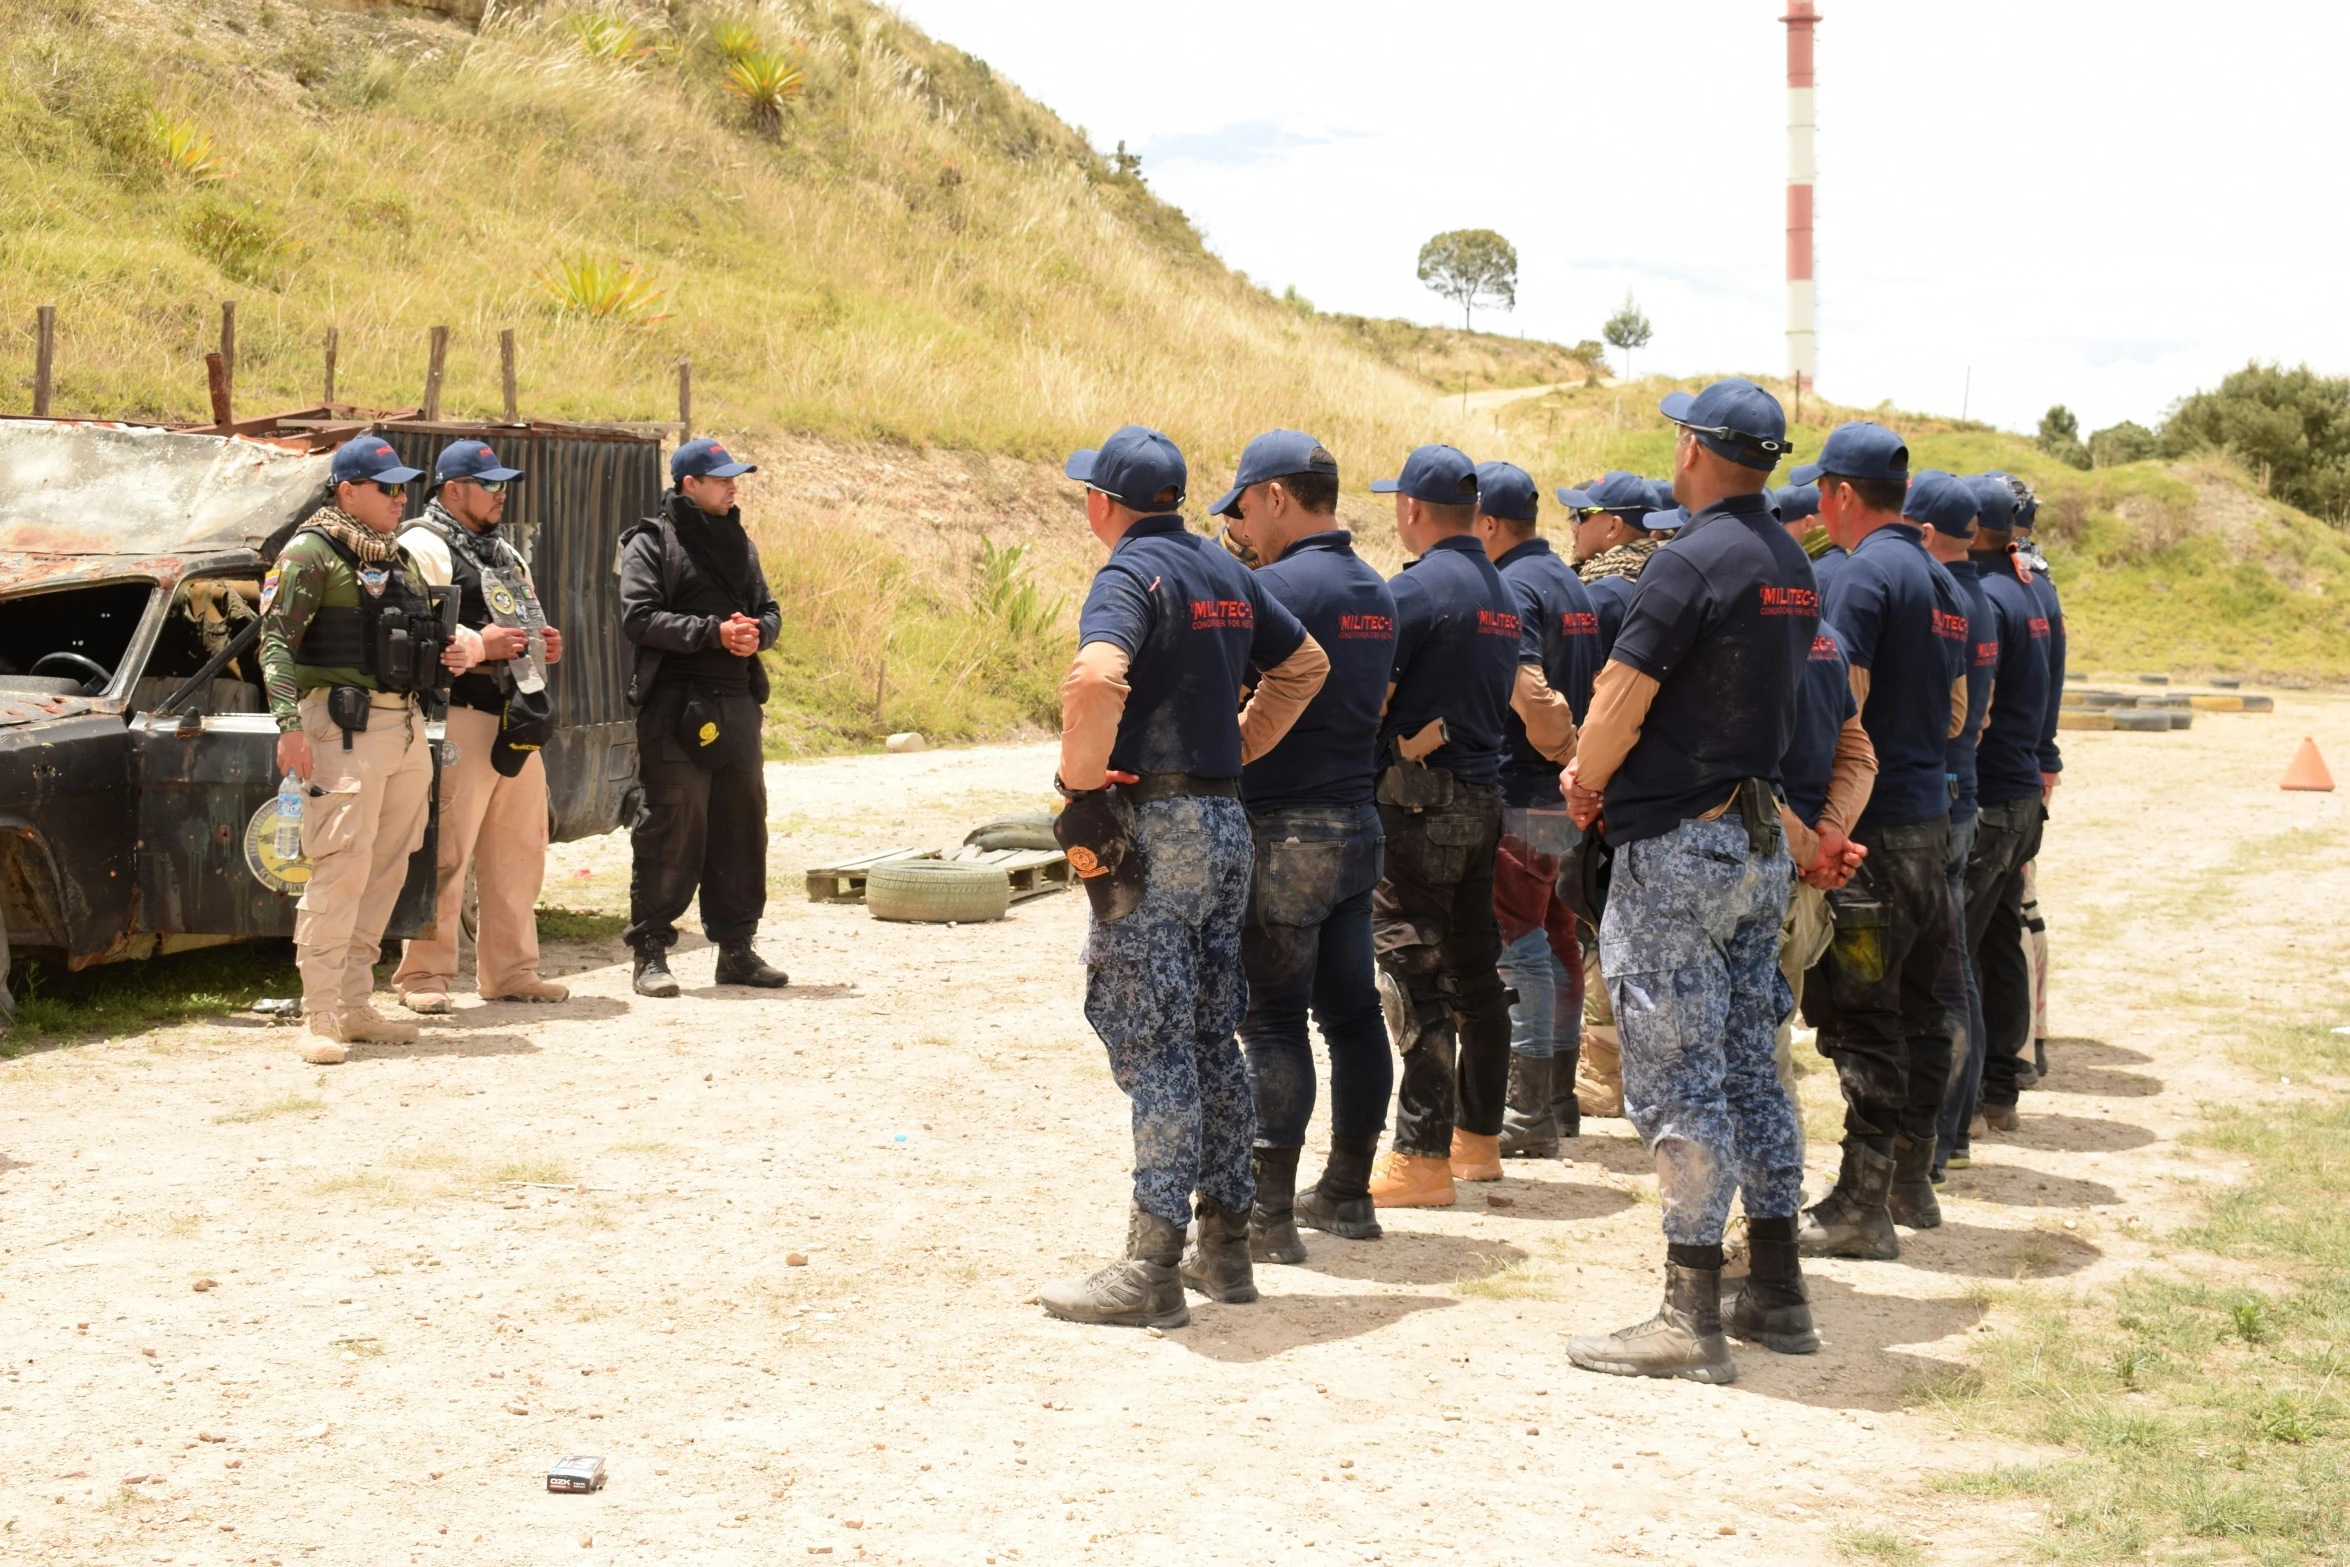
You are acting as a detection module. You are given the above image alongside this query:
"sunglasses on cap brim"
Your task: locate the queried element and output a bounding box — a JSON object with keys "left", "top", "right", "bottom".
{"left": 1673, "top": 423, "right": 1793, "bottom": 458}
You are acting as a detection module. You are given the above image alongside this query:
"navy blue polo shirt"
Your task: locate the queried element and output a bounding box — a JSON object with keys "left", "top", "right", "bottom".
{"left": 1241, "top": 530, "right": 1397, "bottom": 813}
{"left": 1820, "top": 523, "right": 1969, "bottom": 830}
{"left": 2026, "top": 568, "right": 2066, "bottom": 776}
{"left": 1585, "top": 572, "right": 1640, "bottom": 660}
{"left": 1603, "top": 495, "right": 1819, "bottom": 846}
{"left": 1782, "top": 620, "right": 1858, "bottom": 828}
{"left": 1811, "top": 545, "right": 1848, "bottom": 605}
{"left": 1495, "top": 537, "right": 1603, "bottom": 807}
{"left": 1382, "top": 534, "right": 1525, "bottom": 788}
{"left": 1077, "top": 514, "right": 1308, "bottom": 779}
{"left": 1975, "top": 553, "right": 2053, "bottom": 806}
{"left": 1944, "top": 558, "right": 1997, "bottom": 825}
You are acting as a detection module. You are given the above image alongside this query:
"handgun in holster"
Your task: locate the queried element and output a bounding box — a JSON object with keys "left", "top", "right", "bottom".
{"left": 1374, "top": 718, "right": 1454, "bottom": 810}
{"left": 1733, "top": 776, "right": 1784, "bottom": 859}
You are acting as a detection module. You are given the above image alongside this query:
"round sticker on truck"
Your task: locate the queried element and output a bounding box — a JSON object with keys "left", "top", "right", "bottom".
{"left": 244, "top": 800, "right": 312, "bottom": 894}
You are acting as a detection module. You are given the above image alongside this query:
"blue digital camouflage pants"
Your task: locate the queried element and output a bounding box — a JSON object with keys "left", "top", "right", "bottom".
{"left": 1082, "top": 796, "right": 1256, "bottom": 1227}
{"left": 1600, "top": 813, "right": 1803, "bottom": 1246}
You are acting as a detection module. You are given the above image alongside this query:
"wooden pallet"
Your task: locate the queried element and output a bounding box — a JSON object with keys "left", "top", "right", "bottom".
{"left": 805, "top": 845, "right": 1073, "bottom": 904}
{"left": 949, "top": 844, "right": 1074, "bottom": 901}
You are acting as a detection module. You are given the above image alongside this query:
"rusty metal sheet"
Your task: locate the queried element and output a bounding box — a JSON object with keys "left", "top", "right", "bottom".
{"left": 0, "top": 693, "right": 95, "bottom": 729}
{"left": 0, "top": 421, "right": 328, "bottom": 556}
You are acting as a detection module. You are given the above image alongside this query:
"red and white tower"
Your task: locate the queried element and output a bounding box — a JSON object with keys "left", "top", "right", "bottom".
{"left": 1783, "top": 2, "right": 1820, "bottom": 392}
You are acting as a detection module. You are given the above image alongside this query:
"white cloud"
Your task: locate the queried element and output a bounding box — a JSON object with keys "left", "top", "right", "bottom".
{"left": 892, "top": 0, "right": 2350, "bottom": 433}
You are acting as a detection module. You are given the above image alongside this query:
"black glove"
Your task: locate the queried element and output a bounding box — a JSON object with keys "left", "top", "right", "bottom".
{"left": 1054, "top": 784, "right": 1143, "bottom": 923}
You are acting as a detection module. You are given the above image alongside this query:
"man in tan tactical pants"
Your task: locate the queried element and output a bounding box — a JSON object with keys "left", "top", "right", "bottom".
{"left": 297, "top": 690, "right": 435, "bottom": 1045}
{"left": 390, "top": 702, "right": 551, "bottom": 1004}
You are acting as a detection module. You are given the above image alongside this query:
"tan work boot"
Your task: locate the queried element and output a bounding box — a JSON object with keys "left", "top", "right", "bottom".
{"left": 400, "top": 991, "right": 453, "bottom": 1015}
{"left": 1368, "top": 1150, "right": 1456, "bottom": 1209}
{"left": 488, "top": 978, "right": 569, "bottom": 1003}
{"left": 1577, "top": 1026, "right": 1625, "bottom": 1118}
{"left": 1449, "top": 1129, "right": 1503, "bottom": 1182}
{"left": 339, "top": 1008, "right": 420, "bottom": 1045}
{"left": 302, "top": 1013, "right": 349, "bottom": 1066}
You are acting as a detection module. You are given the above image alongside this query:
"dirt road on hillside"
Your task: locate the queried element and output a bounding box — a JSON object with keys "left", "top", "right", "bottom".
{"left": 4, "top": 697, "right": 2347, "bottom": 1566}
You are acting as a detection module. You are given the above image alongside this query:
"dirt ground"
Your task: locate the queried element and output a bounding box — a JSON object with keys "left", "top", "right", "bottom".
{"left": 4, "top": 690, "right": 2346, "bottom": 1566}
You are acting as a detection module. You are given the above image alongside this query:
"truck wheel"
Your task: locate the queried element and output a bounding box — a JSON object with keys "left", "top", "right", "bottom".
{"left": 864, "top": 862, "right": 1012, "bottom": 924}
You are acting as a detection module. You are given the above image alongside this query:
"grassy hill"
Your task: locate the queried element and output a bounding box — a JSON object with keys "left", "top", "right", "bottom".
{"left": 2, "top": 0, "right": 2343, "bottom": 757}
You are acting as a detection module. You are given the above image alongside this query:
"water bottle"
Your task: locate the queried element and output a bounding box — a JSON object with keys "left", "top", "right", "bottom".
{"left": 274, "top": 771, "right": 304, "bottom": 860}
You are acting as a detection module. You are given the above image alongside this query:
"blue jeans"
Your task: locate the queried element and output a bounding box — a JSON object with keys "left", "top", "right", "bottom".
{"left": 1237, "top": 803, "right": 1388, "bottom": 1148}
{"left": 1082, "top": 797, "right": 1256, "bottom": 1227}
{"left": 1497, "top": 805, "right": 1583, "bottom": 1062}
{"left": 1936, "top": 812, "right": 1989, "bottom": 1154}
{"left": 1601, "top": 813, "right": 1801, "bottom": 1246}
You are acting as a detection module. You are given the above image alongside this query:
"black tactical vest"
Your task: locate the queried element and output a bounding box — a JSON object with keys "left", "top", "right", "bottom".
{"left": 293, "top": 528, "right": 454, "bottom": 695}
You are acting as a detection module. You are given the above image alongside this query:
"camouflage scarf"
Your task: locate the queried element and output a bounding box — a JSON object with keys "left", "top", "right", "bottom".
{"left": 1575, "top": 534, "right": 1662, "bottom": 584}
{"left": 302, "top": 503, "right": 402, "bottom": 565}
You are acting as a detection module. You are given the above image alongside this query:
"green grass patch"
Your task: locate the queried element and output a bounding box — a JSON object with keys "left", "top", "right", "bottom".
{"left": 535, "top": 907, "right": 627, "bottom": 943}
{"left": 494, "top": 1158, "right": 573, "bottom": 1185}
{"left": 1835, "top": 1528, "right": 1920, "bottom": 1564}
{"left": 213, "top": 1093, "right": 323, "bottom": 1124}
{"left": 4, "top": 941, "right": 297, "bottom": 1050}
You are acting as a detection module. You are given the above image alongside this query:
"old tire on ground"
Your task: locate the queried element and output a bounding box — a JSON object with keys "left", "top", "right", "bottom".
{"left": 865, "top": 861, "right": 1012, "bottom": 923}
{"left": 2111, "top": 709, "right": 2172, "bottom": 732}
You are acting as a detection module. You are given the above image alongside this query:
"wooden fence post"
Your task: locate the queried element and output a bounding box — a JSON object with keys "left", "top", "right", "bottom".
{"left": 423, "top": 325, "right": 450, "bottom": 422}
{"left": 33, "top": 305, "right": 56, "bottom": 417}
{"left": 205, "top": 352, "right": 233, "bottom": 428}
{"left": 323, "top": 325, "right": 339, "bottom": 406}
{"left": 678, "top": 358, "right": 692, "bottom": 442}
{"left": 219, "top": 301, "right": 236, "bottom": 400}
{"left": 500, "top": 329, "right": 517, "bottom": 423}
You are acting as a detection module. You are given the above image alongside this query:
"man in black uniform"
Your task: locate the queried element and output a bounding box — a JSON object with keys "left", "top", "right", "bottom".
{"left": 1360, "top": 445, "right": 1538, "bottom": 1210}
{"left": 1798, "top": 423, "right": 1970, "bottom": 1260}
{"left": 1563, "top": 378, "right": 1814, "bottom": 1383}
{"left": 1471, "top": 461, "right": 1596, "bottom": 1158}
{"left": 618, "top": 438, "right": 789, "bottom": 998}
{"left": 1214, "top": 431, "right": 1398, "bottom": 1255}
{"left": 1038, "top": 425, "right": 1327, "bottom": 1329}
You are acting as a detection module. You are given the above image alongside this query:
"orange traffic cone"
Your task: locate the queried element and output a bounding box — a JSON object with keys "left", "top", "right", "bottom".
{"left": 2282, "top": 737, "right": 2335, "bottom": 791}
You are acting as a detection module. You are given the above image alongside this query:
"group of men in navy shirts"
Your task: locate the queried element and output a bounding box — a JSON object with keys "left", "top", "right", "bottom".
{"left": 1038, "top": 377, "right": 2065, "bottom": 1387}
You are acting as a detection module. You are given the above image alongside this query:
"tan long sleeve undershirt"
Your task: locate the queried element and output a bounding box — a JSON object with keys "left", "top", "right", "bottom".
{"left": 1238, "top": 635, "right": 1330, "bottom": 764}
{"left": 1510, "top": 664, "right": 1579, "bottom": 764}
{"left": 1570, "top": 660, "right": 1661, "bottom": 794}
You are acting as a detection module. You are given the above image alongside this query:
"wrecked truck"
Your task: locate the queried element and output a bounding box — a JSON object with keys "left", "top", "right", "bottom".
{"left": 0, "top": 413, "right": 660, "bottom": 1011}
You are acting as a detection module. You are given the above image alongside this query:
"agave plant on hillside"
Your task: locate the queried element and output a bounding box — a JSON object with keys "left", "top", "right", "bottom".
{"left": 567, "top": 11, "right": 651, "bottom": 67}
{"left": 152, "top": 112, "right": 228, "bottom": 183}
{"left": 725, "top": 49, "right": 806, "bottom": 138}
{"left": 709, "top": 19, "right": 763, "bottom": 63}
{"left": 536, "top": 257, "right": 671, "bottom": 326}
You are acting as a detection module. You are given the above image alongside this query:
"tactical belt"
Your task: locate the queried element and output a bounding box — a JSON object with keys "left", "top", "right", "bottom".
{"left": 1120, "top": 772, "right": 1241, "bottom": 804}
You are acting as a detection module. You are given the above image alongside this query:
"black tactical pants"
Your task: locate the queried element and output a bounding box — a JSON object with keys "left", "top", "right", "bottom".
{"left": 1965, "top": 796, "right": 2045, "bottom": 1108}
{"left": 1805, "top": 814, "right": 1952, "bottom": 1154}
{"left": 1374, "top": 782, "right": 1510, "bottom": 1158}
{"left": 624, "top": 689, "right": 769, "bottom": 953}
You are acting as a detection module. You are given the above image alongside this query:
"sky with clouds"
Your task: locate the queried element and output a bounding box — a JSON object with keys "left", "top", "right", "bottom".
{"left": 890, "top": 0, "right": 2347, "bottom": 436}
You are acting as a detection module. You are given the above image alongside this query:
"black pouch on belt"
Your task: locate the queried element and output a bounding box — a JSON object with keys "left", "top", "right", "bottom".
{"left": 327, "top": 685, "right": 371, "bottom": 751}
{"left": 673, "top": 685, "right": 726, "bottom": 772}
{"left": 1054, "top": 786, "right": 1143, "bottom": 923}
{"left": 1735, "top": 776, "right": 1784, "bottom": 858}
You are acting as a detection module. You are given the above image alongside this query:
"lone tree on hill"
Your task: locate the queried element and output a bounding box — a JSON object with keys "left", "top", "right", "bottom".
{"left": 2038, "top": 404, "right": 2091, "bottom": 470}
{"left": 1417, "top": 229, "right": 1517, "bottom": 332}
{"left": 1602, "top": 292, "right": 1653, "bottom": 379}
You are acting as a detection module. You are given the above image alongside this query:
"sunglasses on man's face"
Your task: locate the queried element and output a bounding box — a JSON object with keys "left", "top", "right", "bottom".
{"left": 371, "top": 481, "right": 407, "bottom": 499}
{"left": 459, "top": 478, "right": 508, "bottom": 495}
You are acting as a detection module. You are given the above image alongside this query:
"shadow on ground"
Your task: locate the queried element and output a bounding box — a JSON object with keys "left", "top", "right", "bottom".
{"left": 347, "top": 1033, "right": 539, "bottom": 1062}
{"left": 1295, "top": 1230, "right": 1530, "bottom": 1287}
{"left": 1168, "top": 1293, "right": 1456, "bottom": 1363}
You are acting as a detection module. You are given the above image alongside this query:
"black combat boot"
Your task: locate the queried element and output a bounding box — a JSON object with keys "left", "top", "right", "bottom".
{"left": 1724, "top": 1215, "right": 1820, "bottom": 1354}
{"left": 1797, "top": 1141, "right": 1900, "bottom": 1261}
{"left": 1038, "top": 1205, "right": 1190, "bottom": 1329}
{"left": 1296, "top": 1132, "right": 1383, "bottom": 1240}
{"left": 1887, "top": 1132, "right": 1943, "bottom": 1229}
{"left": 1566, "top": 1247, "right": 1737, "bottom": 1384}
{"left": 1179, "top": 1195, "right": 1259, "bottom": 1304}
{"left": 632, "top": 948, "right": 680, "bottom": 999}
{"left": 1247, "top": 1148, "right": 1306, "bottom": 1265}
{"left": 713, "top": 942, "right": 788, "bottom": 988}
{"left": 1552, "top": 1042, "right": 1583, "bottom": 1139}
{"left": 1497, "top": 1054, "right": 1560, "bottom": 1159}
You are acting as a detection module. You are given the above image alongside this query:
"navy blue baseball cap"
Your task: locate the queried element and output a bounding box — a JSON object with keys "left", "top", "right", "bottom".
{"left": 1474, "top": 460, "right": 1539, "bottom": 523}
{"left": 1986, "top": 470, "right": 2040, "bottom": 531}
{"left": 1066, "top": 424, "right": 1187, "bottom": 511}
{"left": 1208, "top": 429, "right": 1337, "bottom": 518}
{"left": 1645, "top": 506, "right": 1688, "bottom": 533}
{"left": 1903, "top": 470, "right": 1977, "bottom": 538}
{"left": 434, "top": 439, "right": 524, "bottom": 486}
{"left": 1811, "top": 421, "right": 1910, "bottom": 484}
{"left": 1775, "top": 483, "right": 1821, "bottom": 523}
{"left": 1789, "top": 461, "right": 1823, "bottom": 485}
{"left": 1659, "top": 377, "right": 1792, "bottom": 471}
{"left": 329, "top": 433, "right": 423, "bottom": 487}
{"left": 671, "top": 437, "right": 758, "bottom": 482}
{"left": 1371, "top": 444, "right": 1478, "bottom": 504}
{"left": 1555, "top": 471, "right": 1655, "bottom": 516}
{"left": 1648, "top": 478, "right": 1678, "bottom": 510}
{"left": 1966, "top": 473, "right": 2017, "bottom": 531}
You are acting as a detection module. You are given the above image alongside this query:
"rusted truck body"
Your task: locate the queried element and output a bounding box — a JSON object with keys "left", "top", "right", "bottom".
{"left": 0, "top": 414, "right": 656, "bottom": 997}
